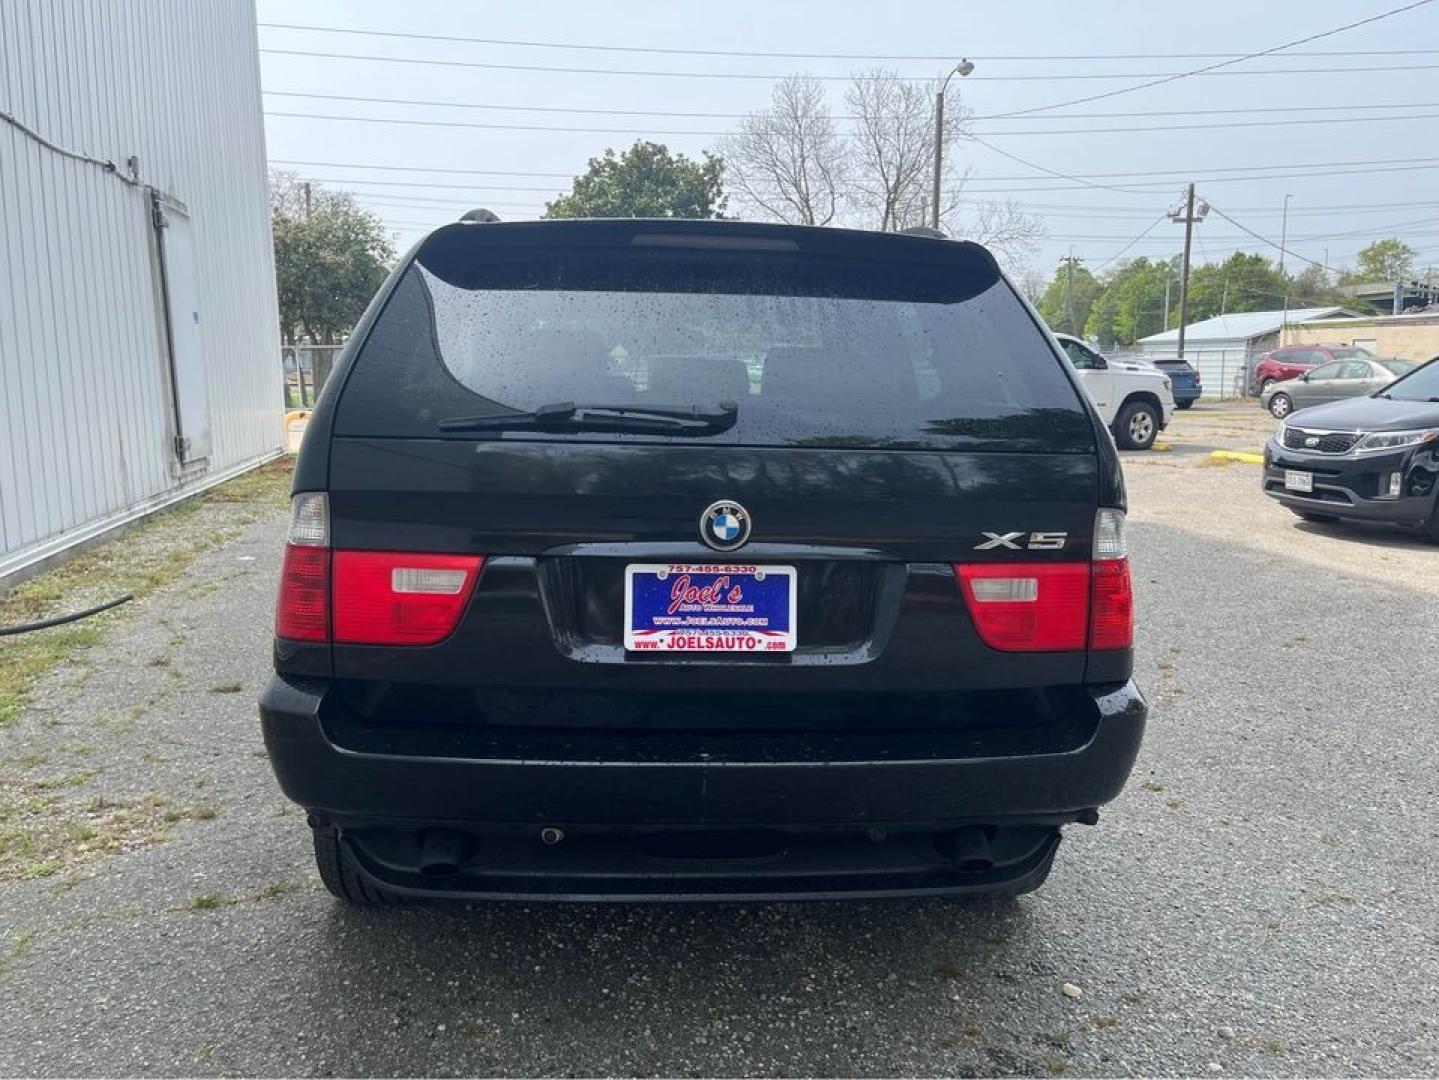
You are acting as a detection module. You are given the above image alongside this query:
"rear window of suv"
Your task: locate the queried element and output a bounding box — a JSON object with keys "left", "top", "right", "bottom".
{"left": 334, "top": 224, "right": 1093, "bottom": 453}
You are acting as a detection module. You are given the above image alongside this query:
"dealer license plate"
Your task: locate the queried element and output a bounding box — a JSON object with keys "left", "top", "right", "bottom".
{"left": 1284, "top": 470, "right": 1314, "bottom": 493}
{"left": 624, "top": 563, "right": 797, "bottom": 653}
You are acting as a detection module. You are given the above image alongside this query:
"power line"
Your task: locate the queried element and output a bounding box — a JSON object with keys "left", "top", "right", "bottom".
{"left": 266, "top": 162, "right": 1439, "bottom": 219}
{"left": 277, "top": 153, "right": 1439, "bottom": 188}
{"left": 1204, "top": 202, "right": 1332, "bottom": 271}
{"left": 258, "top": 47, "right": 1439, "bottom": 82}
{"left": 987, "top": 0, "right": 1436, "bottom": 119}
{"left": 261, "top": 104, "right": 1439, "bottom": 138}
{"left": 965, "top": 134, "right": 1142, "bottom": 194}
{"left": 262, "top": 89, "right": 1439, "bottom": 122}
{"left": 264, "top": 90, "right": 1439, "bottom": 122}
{"left": 286, "top": 160, "right": 1439, "bottom": 197}
{"left": 1092, "top": 215, "right": 1171, "bottom": 271}
{"left": 255, "top": 22, "right": 1439, "bottom": 62}
{"left": 271, "top": 159, "right": 574, "bottom": 179}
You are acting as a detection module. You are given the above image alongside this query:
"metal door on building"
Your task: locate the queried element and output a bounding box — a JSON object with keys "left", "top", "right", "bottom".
{"left": 156, "top": 200, "right": 211, "bottom": 464}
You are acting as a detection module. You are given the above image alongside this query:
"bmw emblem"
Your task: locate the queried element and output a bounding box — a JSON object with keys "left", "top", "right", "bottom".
{"left": 700, "top": 500, "right": 751, "bottom": 551}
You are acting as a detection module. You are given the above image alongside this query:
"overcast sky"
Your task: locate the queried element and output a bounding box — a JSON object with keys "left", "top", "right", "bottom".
{"left": 256, "top": 0, "right": 1439, "bottom": 282}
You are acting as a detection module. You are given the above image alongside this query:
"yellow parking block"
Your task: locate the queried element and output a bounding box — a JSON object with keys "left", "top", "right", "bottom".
{"left": 1208, "top": 450, "right": 1265, "bottom": 465}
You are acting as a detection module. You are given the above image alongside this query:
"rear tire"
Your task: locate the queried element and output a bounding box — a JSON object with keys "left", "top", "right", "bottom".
{"left": 313, "top": 824, "right": 403, "bottom": 906}
{"left": 1268, "top": 393, "right": 1293, "bottom": 419}
{"left": 1114, "top": 400, "right": 1159, "bottom": 450}
{"left": 1260, "top": 377, "right": 1277, "bottom": 395}
{"left": 1175, "top": 400, "right": 1194, "bottom": 410}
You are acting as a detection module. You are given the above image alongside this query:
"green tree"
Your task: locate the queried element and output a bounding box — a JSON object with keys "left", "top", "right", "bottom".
{"left": 1036, "top": 259, "right": 1101, "bottom": 336}
{"left": 270, "top": 174, "right": 394, "bottom": 344}
{"left": 1085, "top": 258, "right": 1176, "bottom": 347}
{"left": 1289, "top": 264, "right": 1358, "bottom": 309}
{"left": 544, "top": 141, "right": 727, "bottom": 219}
{"left": 1184, "top": 252, "right": 1288, "bottom": 322}
{"left": 1350, "top": 237, "right": 1417, "bottom": 282}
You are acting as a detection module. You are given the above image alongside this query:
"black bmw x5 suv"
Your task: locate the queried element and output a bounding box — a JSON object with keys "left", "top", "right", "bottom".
{"left": 260, "top": 217, "right": 1147, "bottom": 903}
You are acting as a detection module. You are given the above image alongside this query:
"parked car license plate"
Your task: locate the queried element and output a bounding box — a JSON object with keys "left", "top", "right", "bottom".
{"left": 1284, "top": 470, "right": 1314, "bottom": 493}
{"left": 624, "top": 563, "right": 796, "bottom": 653}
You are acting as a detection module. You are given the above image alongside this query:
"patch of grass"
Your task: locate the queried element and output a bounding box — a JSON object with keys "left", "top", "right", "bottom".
{"left": 200, "top": 459, "right": 292, "bottom": 504}
{"left": 0, "top": 787, "right": 175, "bottom": 881}
{"left": 251, "top": 880, "right": 296, "bottom": 901}
{"left": 0, "top": 458, "right": 292, "bottom": 726}
{"left": 1313, "top": 890, "right": 1360, "bottom": 908}
{"left": 1044, "top": 1057, "right": 1069, "bottom": 1075}
{"left": 1142, "top": 780, "right": 1165, "bottom": 793}
{"left": 65, "top": 822, "right": 96, "bottom": 844}
{"left": 33, "top": 771, "right": 97, "bottom": 790}
{"left": 0, "top": 928, "right": 36, "bottom": 975}
{"left": 1093, "top": 1016, "right": 1118, "bottom": 1030}
{"left": 0, "top": 627, "right": 102, "bottom": 728}
{"left": 191, "top": 805, "right": 217, "bottom": 821}
{"left": 208, "top": 682, "right": 243, "bottom": 695}
{"left": 185, "top": 893, "right": 230, "bottom": 912}
{"left": 1259, "top": 1037, "right": 1285, "bottom": 1054}
{"left": 1165, "top": 798, "right": 1184, "bottom": 811}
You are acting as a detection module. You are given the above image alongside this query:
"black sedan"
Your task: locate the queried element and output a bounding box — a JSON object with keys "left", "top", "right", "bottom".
{"left": 1263, "top": 357, "right": 1439, "bottom": 541}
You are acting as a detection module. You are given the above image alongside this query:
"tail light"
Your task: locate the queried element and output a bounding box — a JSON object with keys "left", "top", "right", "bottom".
{"left": 333, "top": 551, "right": 482, "bottom": 645}
{"left": 1088, "top": 508, "right": 1133, "bottom": 650}
{"left": 956, "top": 563, "right": 1088, "bottom": 651}
{"left": 275, "top": 493, "right": 330, "bottom": 642}
{"left": 955, "top": 509, "right": 1133, "bottom": 653}
{"left": 274, "top": 493, "right": 483, "bottom": 646}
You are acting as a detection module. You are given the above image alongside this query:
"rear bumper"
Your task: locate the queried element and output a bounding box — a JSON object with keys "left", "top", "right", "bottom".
{"left": 260, "top": 676, "right": 1146, "bottom": 899}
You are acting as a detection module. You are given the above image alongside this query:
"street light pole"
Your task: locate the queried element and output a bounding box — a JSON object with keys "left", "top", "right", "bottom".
{"left": 1278, "top": 193, "right": 1292, "bottom": 276}
{"left": 1278, "top": 194, "right": 1294, "bottom": 343}
{"left": 932, "top": 58, "right": 974, "bottom": 231}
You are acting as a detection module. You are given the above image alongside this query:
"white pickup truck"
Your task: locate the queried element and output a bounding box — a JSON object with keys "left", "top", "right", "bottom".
{"left": 1054, "top": 333, "right": 1175, "bottom": 451}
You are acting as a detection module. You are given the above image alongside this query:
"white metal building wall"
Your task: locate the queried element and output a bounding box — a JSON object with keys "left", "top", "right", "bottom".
{"left": 0, "top": 0, "right": 282, "bottom": 574}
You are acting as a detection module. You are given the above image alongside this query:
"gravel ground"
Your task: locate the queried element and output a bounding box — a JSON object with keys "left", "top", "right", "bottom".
{"left": 0, "top": 425, "right": 1436, "bottom": 1078}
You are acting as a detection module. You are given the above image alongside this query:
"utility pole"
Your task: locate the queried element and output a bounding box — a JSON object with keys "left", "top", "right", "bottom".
{"left": 303, "top": 181, "right": 312, "bottom": 218}
{"left": 931, "top": 59, "right": 974, "bottom": 230}
{"left": 1061, "top": 248, "right": 1081, "bottom": 334}
{"left": 1168, "top": 184, "right": 1208, "bottom": 361}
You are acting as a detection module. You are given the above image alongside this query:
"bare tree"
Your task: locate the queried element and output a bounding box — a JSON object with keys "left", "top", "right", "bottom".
{"left": 845, "top": 68, "right": 968, "bottom": 232}
{"left": 721, "top": 76, "right": 846, "bottom": 226}
{"left": 968, "top": 198, "right": 1046, "bottom": 270}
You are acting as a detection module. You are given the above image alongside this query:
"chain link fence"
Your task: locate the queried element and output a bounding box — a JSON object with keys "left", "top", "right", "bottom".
{"left": 281, "top": 345, "right": 344, "bottom": 408}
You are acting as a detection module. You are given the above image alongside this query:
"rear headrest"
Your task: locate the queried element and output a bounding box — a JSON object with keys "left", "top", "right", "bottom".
{"left": 645, "top": 356, "right": 751, "bottom": 404}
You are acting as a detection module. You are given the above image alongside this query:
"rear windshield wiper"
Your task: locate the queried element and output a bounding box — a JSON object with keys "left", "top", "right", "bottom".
{"left": 437, "top": 401, "right": 739, "bottom": 435}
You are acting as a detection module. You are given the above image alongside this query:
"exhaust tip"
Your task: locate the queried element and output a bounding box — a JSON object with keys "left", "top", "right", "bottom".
{"left": 417, "top": 828, "right": 469, "bottom": 876}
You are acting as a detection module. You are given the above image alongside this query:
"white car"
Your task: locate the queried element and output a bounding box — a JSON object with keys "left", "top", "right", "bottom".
{"left": 1054, "top": 333, "right": 1175, "bottom": 451}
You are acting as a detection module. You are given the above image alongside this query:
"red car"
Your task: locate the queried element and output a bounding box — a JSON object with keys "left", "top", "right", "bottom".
{"left": 1251, "top": 345, "right": 1374, "bottom": 395}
